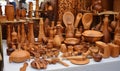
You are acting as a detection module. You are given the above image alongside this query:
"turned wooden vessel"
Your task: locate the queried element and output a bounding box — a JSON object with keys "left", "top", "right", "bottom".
{"left": 102, "top": 15, "right": 111, "bottom": 43}
{"left": 65, "top": 23, "right": 74, "bottom": 38}
{"left": 28, "top": 21, "right": 35, "bottom": 43}
{"left": 56, "top": 21, "right": 64, "bottom": 41}
{"left": 68, "top": 46, "right": 74, "bottom": 53}
{"left": 92, "top": 53, "right": 102, "bottom": 62}
{"left": 7, "top": 24, "right": 11, "bottom": 46}
{"left": 29, "top": 2, "right": 33, "bottom": 11}
{"left": 21, "top": 22, "right": 26, "bottom": 43}
{"left": 36, "top": 0, "right": 39, "bottom": 11}
{"left": 11, "top": 27, "right": 18, "bottom": 43}
{"left": 60, "top": 44, "right": 67, "bottom": 53}
{"left": 17, "top": 25, "right": 21, "bottom": 43}
{"left": 75, "top": 28, "right": 82, "bottom": 38}
{"left": 38, "top": 18, "right": 47, "bottom": 43}
{"left": 35, "top": 11, "right": 39, "bottom": 18}
{"left": 108, "top": 43, "right": 119, "bottom": 57}
{"left": 20, "top": 9, "right": 26, "bottom": 19}
{"left": 53, "top": 35, "right": 61, "bottom": 47}
{"left": 16, "top": 8, "right": 21, "bottom": 20}
{"left": 5, "top": 4, "right": 14, "bottom": 21}
{"left": 35, "top": 0, "right": 39, "bottom": 18}
{"left": 82, "top": 30, "right": 103, "bottom": 43}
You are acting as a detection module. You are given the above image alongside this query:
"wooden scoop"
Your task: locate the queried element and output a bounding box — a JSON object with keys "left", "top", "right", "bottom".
{"left": 63, "top": 11, "right": 74, "bottom": 27}
{"left": 74, "top": 13, "right": 82, "bottom": 28}
{"left": 82, "top": 13, "right": 93, "bottom": 30}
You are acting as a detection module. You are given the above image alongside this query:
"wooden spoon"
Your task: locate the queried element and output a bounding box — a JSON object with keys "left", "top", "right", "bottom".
{"left": 82, "top": 13, "right": 93, "bottom": 30}
{"left": 74, "top": 13, "right": 82, "bottom": 28}
{"left": 63, "top": 11, "right": 74, "bottom": 27}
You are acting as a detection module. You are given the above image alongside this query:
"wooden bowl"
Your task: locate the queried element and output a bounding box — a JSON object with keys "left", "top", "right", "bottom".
{"left": 64, "top": 38, "right": 80, "bottom": 45}
{"left": 82, "top": 30, "right": 103, "bottom": 43}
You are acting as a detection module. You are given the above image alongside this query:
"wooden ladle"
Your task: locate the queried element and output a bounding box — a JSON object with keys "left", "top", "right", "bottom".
{"left": 63, "top": 11, "right": 74, "bottom": 27}
{"left": 82, "top": 13, "right": 93, "bottom": 30}
{"left": 74, "top": 13, "right": 82, "bottom": 28}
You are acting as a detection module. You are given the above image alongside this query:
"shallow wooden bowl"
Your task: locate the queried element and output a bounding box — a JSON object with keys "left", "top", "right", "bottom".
{"left": 82, "top": 30, "right": 103, "bottom": 43}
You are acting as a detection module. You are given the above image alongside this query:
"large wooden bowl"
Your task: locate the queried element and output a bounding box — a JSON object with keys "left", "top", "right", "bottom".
{"left": 82, "top": 30, "right": 103, "bottom": 43}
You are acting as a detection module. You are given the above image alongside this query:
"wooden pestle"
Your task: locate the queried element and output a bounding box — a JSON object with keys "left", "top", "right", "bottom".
{"left": 20, "top": 62, "right": 28, "bottom": 71}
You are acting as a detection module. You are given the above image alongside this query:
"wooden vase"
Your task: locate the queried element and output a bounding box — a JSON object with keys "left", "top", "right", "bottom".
{"left": 60, "top": 44, "right": 67, "bottom": 53}
{"left": 53, "top": 35, "right": 61, "bottom": 47}
{"left": 16, "top": 8, "right": 21, "bottom": 20}
{"left": 20, "top": 9, "right": 26, "bottom": 19}
{"left": 102, "top": 15, "right": 111, "bottom": 43}
{"left": 7, "top": 24, "right": 11, "bottom": 45}
{"left": 17, "top": 25, "right": 21, "bottom": 43}
{"left": 11, "top": 27, "right": 18, "bottom": 43}
{"left": 38, "top": 18, "right": 47, "bottom": 43}
{"left": 35, "top": 11, "right": 39, "bottom": 18}
{"left": 21, "top": 22, "right": 26, "bottom": 43}
{"left": 28, "top": 2, "right": 33, "bottom": 18}
{"left": 108, "top": 43, "right": 119, "bottom": 57}
{"left": 29, "top": 2, "right": 33, "bottom": 11}
{"left": 65, "top": 23, "right": 74, "bottom": 38}
{"left": 5, "top": 4, "right": 14, "bottom": 21}
{"left": 56, "top": 21, "right": 64, "bottom": 41}
{"left": 28, "top": 21, "right": 34, "bottom": 43}
{"left": 36, "top": 0, "right": 39, "bottom": 11}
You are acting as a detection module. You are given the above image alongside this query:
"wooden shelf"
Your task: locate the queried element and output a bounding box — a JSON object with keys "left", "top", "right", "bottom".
{"left": 0, "top": 19, "right": 26, "bottom": 24}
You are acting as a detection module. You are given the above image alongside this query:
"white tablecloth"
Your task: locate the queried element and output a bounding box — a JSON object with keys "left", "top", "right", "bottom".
{"left": 2, "top": 40, "right": 120, "bottom": 71}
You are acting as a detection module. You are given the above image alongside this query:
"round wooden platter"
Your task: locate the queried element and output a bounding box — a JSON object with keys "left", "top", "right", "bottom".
{"left": 70, "top": 58, "right": 90, "bottom": 65}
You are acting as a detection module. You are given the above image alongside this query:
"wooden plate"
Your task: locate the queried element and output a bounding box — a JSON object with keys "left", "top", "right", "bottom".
{"left": 63, "top": 11, "right": 74, "bottom": 27}
{"left": 70, "top": 58, "right": 90, "bottom": 65}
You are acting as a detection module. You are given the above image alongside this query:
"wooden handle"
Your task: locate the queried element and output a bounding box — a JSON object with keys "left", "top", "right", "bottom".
{"left": 74, "top": 13, "right": 82, "bottom": 28}
{"left": 20, "top": 62, "right": 28, "bottom": 71}
{"left": 58, "top": 60, "right": 69, "bottom": 67}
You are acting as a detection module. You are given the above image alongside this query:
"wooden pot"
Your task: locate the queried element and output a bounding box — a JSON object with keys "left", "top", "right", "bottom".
{"left": 5, "top": 4, "right": 14, "bottom": 21}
